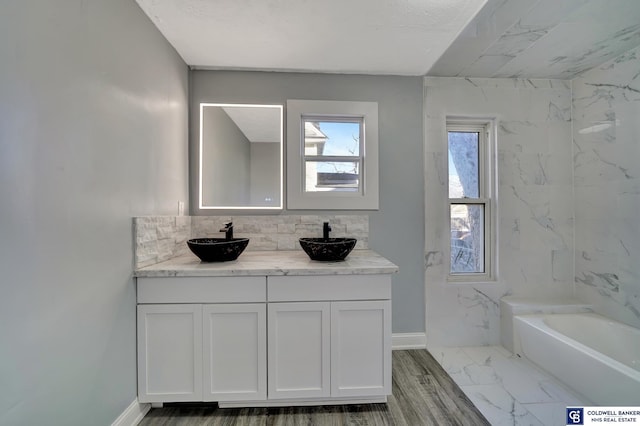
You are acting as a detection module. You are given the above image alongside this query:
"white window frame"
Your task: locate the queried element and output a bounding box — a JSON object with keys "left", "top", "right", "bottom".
{"left": 447, "top": 120, "right": 496, "bottom": 282}
{"left": 301, "top": 115, "right": 364, "bottom": 193}
{"left": 287, "top": 100, "right": 379, "bottom": 210}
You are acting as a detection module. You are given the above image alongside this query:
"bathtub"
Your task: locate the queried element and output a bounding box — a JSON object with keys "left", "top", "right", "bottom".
{"left": 514, "top": 313, "right": 640, "bottom": 405}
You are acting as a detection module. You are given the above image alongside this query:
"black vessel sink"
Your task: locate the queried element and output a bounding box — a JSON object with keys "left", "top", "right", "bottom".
{"left": 299, "top": 237, "right": 357, "bottom": 261}
{"left": 187, "top": 238, "right": 249, "bottom": 262}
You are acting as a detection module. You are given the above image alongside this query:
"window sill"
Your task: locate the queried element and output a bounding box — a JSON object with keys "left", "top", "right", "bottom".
{"left": 446, "top": 277, "right": 498, "bottom": 285}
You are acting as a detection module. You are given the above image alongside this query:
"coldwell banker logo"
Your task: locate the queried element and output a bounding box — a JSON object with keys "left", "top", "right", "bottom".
{"left": 567, "top": 407, "right": 584, "bottom": 425}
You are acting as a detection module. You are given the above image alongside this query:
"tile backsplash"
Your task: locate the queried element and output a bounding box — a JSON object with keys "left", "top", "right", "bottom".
{"left": 134, "top": 215, "right": 369, "bottom": 269}
{"left": 133, "top": 216, "right": 192, "bottom": 269}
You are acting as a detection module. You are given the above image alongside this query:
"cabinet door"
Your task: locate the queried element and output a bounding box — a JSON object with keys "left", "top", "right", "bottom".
{"left": 268, "top": 302, "right": 331, "bottom": 399}
{"left": 331, "top": 300, "right": 391, "bottom": 397}
{"left": 202, "top": 304, "right": 266, "bottom": 401}
{"left": 137, "top": 304, "right": 203, "bottom": 403}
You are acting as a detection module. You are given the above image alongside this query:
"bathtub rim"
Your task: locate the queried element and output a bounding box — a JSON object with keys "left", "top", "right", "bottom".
{"left": 499, "top": 296, "right": 592, "bottom": 353}
{"left": 514, "top": 312, "right": 640, "bottom": 380}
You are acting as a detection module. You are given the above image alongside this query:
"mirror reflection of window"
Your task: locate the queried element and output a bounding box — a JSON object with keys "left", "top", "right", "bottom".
{"left": 302, "top": 118, "right": 364, "bottom": 193}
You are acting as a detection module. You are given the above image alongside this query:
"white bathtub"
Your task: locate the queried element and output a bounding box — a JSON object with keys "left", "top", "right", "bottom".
{"left": 514, "top": 313, "right": 640, "bottom": 405}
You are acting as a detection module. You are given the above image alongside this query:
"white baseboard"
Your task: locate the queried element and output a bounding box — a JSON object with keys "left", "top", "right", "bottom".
{"left": 111, "top": 399, "right": 151, "bottom": 426}
{"left": 392, "top": 332, "right": 427, "bottom": 350}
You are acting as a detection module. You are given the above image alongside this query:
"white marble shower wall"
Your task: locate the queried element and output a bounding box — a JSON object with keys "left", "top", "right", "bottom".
{"left": 424, "top": 78, "right": 574, "bottom": 347}
{"left": 134, "top": 215, "right": 369, "bottom": 269}
{"left": 572, "top": 45, "right": 640, "bottom": 329}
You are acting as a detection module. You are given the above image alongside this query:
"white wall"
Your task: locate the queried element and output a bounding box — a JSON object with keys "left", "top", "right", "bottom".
{"left": 424, "top": 78, "right": 574, "bottom": 347}
{"left": 572, "top": 45, "right": 640, "bottom": 328}
{"left": 0, "top": 1, "right": 188, "bottom": 425}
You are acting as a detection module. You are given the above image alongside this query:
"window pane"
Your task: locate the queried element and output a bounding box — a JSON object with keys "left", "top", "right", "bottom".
{"left": 448, "top": 131, "right": 479, "bottom": 198}
{"left": 304, "top": 120, "right": 360, "bottom": 157}
{"left": 305, "top": 161, "right": 359, "bottom": 192}
{"left": 450, "top": 204, "right": 485, "bottom": 274}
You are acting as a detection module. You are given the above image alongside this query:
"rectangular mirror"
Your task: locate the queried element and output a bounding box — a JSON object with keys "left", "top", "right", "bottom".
{"left": 199, "top": 103, "right": 283, "bottom": 210}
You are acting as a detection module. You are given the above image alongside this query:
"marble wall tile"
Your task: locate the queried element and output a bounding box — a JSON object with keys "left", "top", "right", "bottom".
{"left": 424, "top": 284, "right": 506, "bottom": 347}
{"left": 572, "top": 43, "right": 640, "bottom": 328}
{"left": 424, "top": 77, "right": 574, "bottom": 346}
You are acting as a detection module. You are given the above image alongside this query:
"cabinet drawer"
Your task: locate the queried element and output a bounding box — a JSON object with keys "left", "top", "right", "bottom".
{"left": 137, "top": 277, "right": 266, "bottom": 303}
{"left": 268, "top": 275, "right": 391, "bottom": 302}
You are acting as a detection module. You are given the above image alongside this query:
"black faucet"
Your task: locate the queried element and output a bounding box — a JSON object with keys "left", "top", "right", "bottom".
{"left": 323, "top": 222, "right": 331, "bottom": 240}
{"left": 220, "top": 222, "right": 233, "bottom": 240}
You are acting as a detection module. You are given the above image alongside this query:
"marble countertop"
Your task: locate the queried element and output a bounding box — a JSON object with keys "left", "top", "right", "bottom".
{"left": 134, "top": 250, "right": 398, "bottom": 278}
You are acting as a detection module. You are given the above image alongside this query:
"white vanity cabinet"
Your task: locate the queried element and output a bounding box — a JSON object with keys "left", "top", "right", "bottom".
{"left": 202, "top": 303, "right": 267, "bottom": 401}
{"left": 267, "top": 301, "right": 331, "bottom": 399}
{"left": 265, "top": 275, "right": 392, "bottom": 403}
{"left": 135, "top": 251, "right": 396, "bottom": 407}
{"left": 331, "top": 300, "right": 391, "bottom": 397}
{"left": 136, "top": 276, "right": 267, "bottom": 404}
{"left": 137, "top": 303, "right": 203, "bottom": 402}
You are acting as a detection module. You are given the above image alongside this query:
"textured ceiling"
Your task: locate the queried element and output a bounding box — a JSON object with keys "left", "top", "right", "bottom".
{"left": 429, "top": 0, "right": 640, "bottom": 79}
{"left": 135, "top": 0, "right": 487, "bottom": 76}
{"left": 136, "top": 0, "right": 640, "bottom": 79}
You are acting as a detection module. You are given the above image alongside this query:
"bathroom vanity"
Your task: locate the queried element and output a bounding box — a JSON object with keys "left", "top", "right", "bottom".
{"left": 134, "top": 250, "right": 398, "bottom": 407}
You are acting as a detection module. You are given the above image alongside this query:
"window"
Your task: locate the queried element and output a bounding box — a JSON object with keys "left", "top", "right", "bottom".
{"left": 447, "top": 121, "right": 494, "bottom": 281}
{"left": 287, "top": 100, "right": 378, "bottom": 210}
{"left": 302, "top": 118, "right": 363, "bottom": 193}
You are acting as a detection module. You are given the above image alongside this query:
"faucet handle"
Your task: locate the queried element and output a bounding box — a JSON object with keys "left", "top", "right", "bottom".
{"left": 322, "top": 221, "right": 331, "bottom": 239}
{"left": 220, "top": 222, "right": 234, "bottom": 240}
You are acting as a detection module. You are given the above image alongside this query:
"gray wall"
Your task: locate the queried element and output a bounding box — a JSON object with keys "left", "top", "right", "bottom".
{"left": 250, "top": 142, "right": 281, "bottom": 206}
{"left": 0, "top": 1, "right": 188, "bottom": 425}
{"left": 190, "top": 71, "right": 425, "bottom": 333}
{"left": 202, "top": 107, "right": 251, "bottom": 206}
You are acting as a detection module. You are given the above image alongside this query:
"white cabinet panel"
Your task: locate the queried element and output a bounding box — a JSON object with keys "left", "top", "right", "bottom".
{"left": 268, "top": 302, "right": 331, "bottom": 399}
{"left": 331, "top": 301, "right": 391, "bottom": 397}
{"left": 137, "top": 276, "right": 266, "bottom": 303}
{"left": 268, "top": 275, "right": 391, "bottom": 302}
{"left": 137, "top": 304, "right": 202, "bottom": 402}
{"left": 203, "top": 304, "right": 266, "bottom": 401}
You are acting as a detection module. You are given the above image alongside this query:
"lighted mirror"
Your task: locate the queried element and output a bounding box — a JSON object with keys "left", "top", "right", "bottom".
{"left": 199, "top": 103, "right": 283, "bottom": 210}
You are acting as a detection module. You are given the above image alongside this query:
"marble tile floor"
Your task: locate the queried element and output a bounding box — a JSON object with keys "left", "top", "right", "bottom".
{"left": 430, "top": 345, "right": 589, "bottom": 426}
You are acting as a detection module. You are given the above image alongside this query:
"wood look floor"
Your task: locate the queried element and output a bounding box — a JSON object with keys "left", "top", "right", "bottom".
{"left": 139, "top": 350, "right": 489, "bottom": 426}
